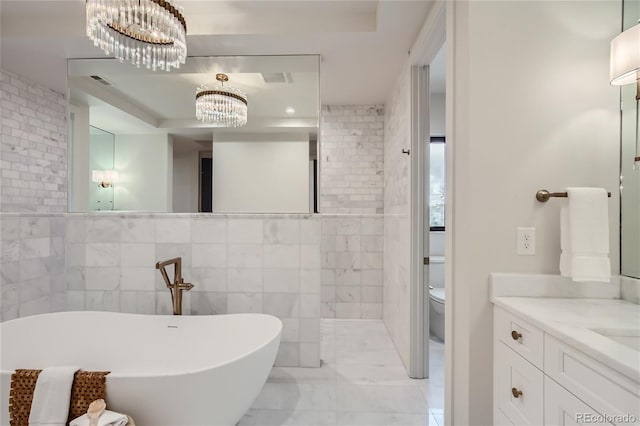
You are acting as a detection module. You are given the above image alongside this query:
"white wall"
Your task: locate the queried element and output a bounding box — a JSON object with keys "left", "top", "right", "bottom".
{"left": 69, "top": 103, "right": 90, "bottom": 212}
{"left": 430, "top": 93, "right": 445, "bottom": 136}
{"left": 113, "top": 133, "right": 172, "bottom": 212}
{"left": 172, "top": 151, "right": 199, "bottom": 213}
{"left": 447, "top": 2, "right": 620, "bottom": 424}
{"left": 382, "top": 62, "right": 412, "bottom": 370}
{"left": 213, "top": 133, "right": 310, "bottom": 213}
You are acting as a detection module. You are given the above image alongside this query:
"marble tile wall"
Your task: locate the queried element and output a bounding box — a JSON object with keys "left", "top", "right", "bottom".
{"left": 320, "top": 105, "right": 384, "bottom": 214}
{"left": 320, "top": 215, "right": 384, "bottom": 320}
{"left": 65, "top": 213, "right": 322, "bottom": 367}
{"left": 382, "top": 64, "right": 412, "bottom": 369}
{"left": 0, "top": 213, "right": 66, "bottom": 321}
{"left": 0, "top": 69, "right": 67, "bottom": 213}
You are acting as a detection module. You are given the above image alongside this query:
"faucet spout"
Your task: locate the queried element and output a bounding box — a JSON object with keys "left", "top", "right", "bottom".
{"left": 155, "top": 257, "right": 194, "bottom": 315}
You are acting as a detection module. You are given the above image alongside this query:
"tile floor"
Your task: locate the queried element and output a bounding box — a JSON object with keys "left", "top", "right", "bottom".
{"left": 240, "top": 319, "right": 445, "bottom": 426}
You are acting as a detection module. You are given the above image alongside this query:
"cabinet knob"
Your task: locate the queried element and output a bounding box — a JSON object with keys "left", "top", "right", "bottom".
{"left": 511, "top": 387, "right": 523, "bottom": 398}
{"left": 511, "top": 330, "right": 522, "bottom": 341}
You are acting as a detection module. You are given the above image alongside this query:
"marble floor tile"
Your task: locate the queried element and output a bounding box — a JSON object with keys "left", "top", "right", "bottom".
{"left": 242, "top": 319, "right": 445, "bottom": 425}
{"left": 335, "top": 384, "right": 429, "bottom": 414}
{"left": 335, "top": 412, "right": 436, "bottom": 426}
{"left": 335, "top": 342, "right": 404, "bottom": 366}
{"left": 268, "top": 365, "right": 337, "bottom": 384}
{"left": 239, "top": 410, "right": 337, "bottom": 426}
{"left": 335, "top": 364, "right": 419, "bottom": 386}
{"left": 252, "top": 383, "right": 337, "bottom": 411}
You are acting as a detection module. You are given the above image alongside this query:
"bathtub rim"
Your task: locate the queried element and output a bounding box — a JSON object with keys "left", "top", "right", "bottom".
{"left": 0, "top": 311, "right": 283, "bottom": 379}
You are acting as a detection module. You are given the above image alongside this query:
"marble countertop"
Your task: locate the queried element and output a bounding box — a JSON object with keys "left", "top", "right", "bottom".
{"left": 492, "top": 296, "right": 640, "bottom": 383}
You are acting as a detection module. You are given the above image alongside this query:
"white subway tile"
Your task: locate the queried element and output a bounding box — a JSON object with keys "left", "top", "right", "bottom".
{"left": 191, "top": 218, "right": 226, "bottom": 243}
{"left": 361, "top": 303, "right": 383, "bottom": 319}
{"left": 300, "top": 343, "right": 321, "bottom": 367}
{"left": 300, "top": 294, "right": 320, "bottom": 318}
{"left": 86, "top": 218, "right": 121, "bottom": 242}
{"left": 300, "top": 219, "right": 321, "bottom": 244}
{"left": 156, "top": 218, "right": 191, "bottom": 243}
{"left": 362, "top": 286, "right": 383, "bottom": 303}
{"left": 264, "top": 269, "right": 299, "bottom": 293}
{"left": 228, "top": 268, "right": 263, "bottom": 292}
{"left": 299, "top": 318, "right": 320, "bottom": 343}
{"left": 227, "top": 244, "right": 263, "bottom": 268}
{"left": 120, "top": 267, "right": 155, "bottom": 291}
{"left": 300, "top": 268, "right": 321, "bottom": 294}
{"left": 191, "top": 243, "right": 227, "bottom": 268}
{"left": 264, "top": 219, "right": 300, "bottom": 244}
{"left": 335, "top": 302, "right": 362, "bottom": 319}
{"left": 85, "top": 267, "right": 120, "bottom": 291}
{"left": 121, "top": 218, "right": 156, "bottom": 243}
{"left": 228, "top": 219, "right": 263, "bottom": 244}
{"left": 190, "top": 268, "right": 227, "bottom": 292}
{"left": 264, "top": 245, "right": 299, "bottom": 269}
{"left": 281, "top": 318, "right": 300, "bottom": 342}
{"left": 120, "top": 243, "right": 155, "bottom": 267}
{"left": 227, "top": 292, "right": 263, "bottom": 313}
{"left": 86, "top": 243, "right": 119, "bottom": 267}
{"left": 264, "top": 293, "right": 299, "bottom": 317}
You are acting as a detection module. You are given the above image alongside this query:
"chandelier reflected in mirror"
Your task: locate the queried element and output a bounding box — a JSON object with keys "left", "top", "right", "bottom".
{"left": 195, "top": 74, "right": 248, "bottom": 127}
{"left": 86, "top": 0, "right": 187, "bottom": 71}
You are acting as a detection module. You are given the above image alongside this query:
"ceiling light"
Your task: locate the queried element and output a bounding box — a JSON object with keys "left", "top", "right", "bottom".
{"left": 195, "top": 74, "right": 248, "bottom": 127}
{"left": 286, "top": 107, "right": 296, "bottom": 115}
{"left": 610, "top": 23, "right": 640, "bottom": 169}
{"left": 86, "top": 0, "right": 187, "bottom": 71}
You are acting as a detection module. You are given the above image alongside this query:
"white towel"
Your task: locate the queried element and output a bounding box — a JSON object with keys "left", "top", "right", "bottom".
{"left": 69, "top": 410, "right": 129, "bottom": 426}
{"left": 28, "top": 366, "right": 79, "bottom": 426}
{"left": 561, "top": 187, "right": 611, "bottom": 283}
{"left": 559, "top": 206, "right": 572, "bottom": 277}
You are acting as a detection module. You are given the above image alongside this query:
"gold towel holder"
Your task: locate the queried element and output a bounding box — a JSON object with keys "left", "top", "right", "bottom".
{"left": 536, "top": 189, "right": 612, "bottom": 203}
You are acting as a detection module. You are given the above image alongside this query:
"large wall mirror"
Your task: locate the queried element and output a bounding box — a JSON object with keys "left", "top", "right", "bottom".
{"left": 621, "top": 0, "right": 640, "bottom": 278}
{"left": 68, "top": 55, "right": 320, "bottom": 213}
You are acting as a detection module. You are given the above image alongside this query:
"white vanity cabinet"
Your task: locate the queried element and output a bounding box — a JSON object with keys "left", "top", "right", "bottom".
{"left": 544, "top": 377, "right": 608, "bottom": 425}
{"left": 494, "top": 306, "right": 640, "bottom": 426}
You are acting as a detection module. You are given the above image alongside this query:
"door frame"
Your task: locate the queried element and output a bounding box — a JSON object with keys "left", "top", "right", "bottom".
{"left": 407, "top": 0, "right": 446, "bottom": 381}
{"left": 409, "top": 65, "right": 430, "bottom": 379}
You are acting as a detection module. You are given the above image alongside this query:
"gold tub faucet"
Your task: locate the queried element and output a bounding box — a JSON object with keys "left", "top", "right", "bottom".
{"left": 155, "top": 257, "right": 194, "bottom": 315}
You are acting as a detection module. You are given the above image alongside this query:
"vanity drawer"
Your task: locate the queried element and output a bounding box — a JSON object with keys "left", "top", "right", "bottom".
{"left": 544, "top": 376, "right": 609, "bottom": 425}
{"left": 495, "top": 342, "right": 544, "bottom": 425}
{"left": 495, "top": 408, "right": 515, "bottom": 425}
{"left": 495, "top": 306, "right": 544, "bottom": 368}
{"left": 545, "top": 334, "right": 640, "bottom": 425}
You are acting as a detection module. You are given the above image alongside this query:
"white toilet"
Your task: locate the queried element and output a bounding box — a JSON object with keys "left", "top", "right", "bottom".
{"left": 429, "top": 287, "right": 445, "bottom": 342}
{"left": 428, "top": 234, "right": 445, "bottom": 342}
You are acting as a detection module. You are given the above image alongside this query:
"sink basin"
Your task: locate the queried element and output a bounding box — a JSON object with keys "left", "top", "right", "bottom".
{"left": 590, "top": 328, "right": 640, "bottom": 351}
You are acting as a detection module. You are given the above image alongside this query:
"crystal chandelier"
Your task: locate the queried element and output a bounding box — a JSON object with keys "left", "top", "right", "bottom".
{"left": 195, "top": 74, "right": 248, "bottom": 127}
{"left": 86, "top": 0, "right": 187, "bottom": 71}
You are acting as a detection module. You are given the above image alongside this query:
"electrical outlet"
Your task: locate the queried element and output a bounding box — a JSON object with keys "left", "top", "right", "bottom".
{"left": 517, "top": 227, "right": 536, "bottom": 255}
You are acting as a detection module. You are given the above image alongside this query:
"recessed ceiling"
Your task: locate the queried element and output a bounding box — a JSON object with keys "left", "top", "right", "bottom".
{"left": 0, "top": 0, "right": 436, "bottom": 105}
{"left": 69, "top": 55, "right": 320, "bottom": 139}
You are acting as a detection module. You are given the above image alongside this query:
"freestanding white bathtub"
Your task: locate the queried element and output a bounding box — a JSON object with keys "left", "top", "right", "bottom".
{"left": 0, "top": 311, "right": 282, "bottom": 426}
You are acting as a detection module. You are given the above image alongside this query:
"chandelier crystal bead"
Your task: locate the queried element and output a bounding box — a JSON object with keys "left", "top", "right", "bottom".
{"left": 86, "top": 0, "right": 187, "bottom": 71}
{"left": 195, "top": 74, "right": 248, "bottom": 127}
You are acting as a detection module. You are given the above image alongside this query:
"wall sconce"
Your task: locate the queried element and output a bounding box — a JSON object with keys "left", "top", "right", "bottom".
{"left": 610, "top": 23, "right": 640, "bottom": 169}
{"left": 92, "top": 169, "right": 119, "bottom": 188}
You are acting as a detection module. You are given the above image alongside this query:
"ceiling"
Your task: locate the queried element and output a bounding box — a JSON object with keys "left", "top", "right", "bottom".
{"left": 0, "top": 0, "right": 437, "bottom": 105}
{"left": 68, "top": 55, "right": 320, "bottom": 139}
